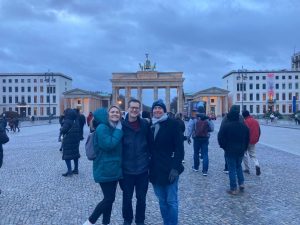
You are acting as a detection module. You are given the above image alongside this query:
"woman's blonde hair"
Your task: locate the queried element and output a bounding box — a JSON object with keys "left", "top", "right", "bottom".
{"left": 108, "top": 105, "right": 122, "bottom": 115}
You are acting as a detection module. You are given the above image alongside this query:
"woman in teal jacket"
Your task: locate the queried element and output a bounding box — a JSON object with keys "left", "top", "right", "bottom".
{"left": 83, "top": 105, "right": 123, "bottom": 225}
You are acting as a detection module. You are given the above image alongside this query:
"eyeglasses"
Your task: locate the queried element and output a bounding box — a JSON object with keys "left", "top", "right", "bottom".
{"left": 129, "top": 107, "right": 140, "bottom": 111}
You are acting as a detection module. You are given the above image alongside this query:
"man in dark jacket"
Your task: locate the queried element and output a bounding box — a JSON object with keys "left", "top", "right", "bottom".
{"left": 121, "top": 99, "right": 151, "bottom": 225}
{"left": 218, "top": 109, "right": 249, "bottom": 195}
{"left": 149, "top": 99, "right": 184, "bottom": 225}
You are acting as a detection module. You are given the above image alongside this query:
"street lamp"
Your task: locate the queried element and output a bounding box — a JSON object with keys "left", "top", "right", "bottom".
{"left": 44, "top": 71, "right": 55, "bottom": 123}
{"left": 237, "top": 67, "right": 247, "bottom": 112}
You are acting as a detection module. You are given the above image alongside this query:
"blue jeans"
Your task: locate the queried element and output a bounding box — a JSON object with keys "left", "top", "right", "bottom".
{"left": 153, "top": 177, "right": 179, "bottom": 225}
{"left": 65, "top": 158, "right": 78, "bottom": 173}
{"left": 119, "top": 172, "right": 149, "bottom": 223}
{"left": 226, "top": 156, "right": 244, "bottom": 190}
{"left": 193, "top": 138, "right": 209, "bottom": 172}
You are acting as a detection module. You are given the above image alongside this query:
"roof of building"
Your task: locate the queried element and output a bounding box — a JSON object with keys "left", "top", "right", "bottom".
{"left": 63, "top": 88, "right": 111, "bottom": 97}
{"left": 0, "top": 72, "right": 72, "bottom": 80}
{"left": 222, "top": 69, "right": 300, "bottom": 79}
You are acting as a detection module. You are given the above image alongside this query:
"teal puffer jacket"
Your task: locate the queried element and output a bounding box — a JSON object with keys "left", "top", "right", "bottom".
{"left": 92, "top": 108, "right": 123, "bottom": 183}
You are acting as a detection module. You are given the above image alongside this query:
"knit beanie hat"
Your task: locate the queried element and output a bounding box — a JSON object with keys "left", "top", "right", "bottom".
{"left": 152, "top": 99, "right": 167, "bottom": 112}
{"left": 242, "top": 110, "right": 250, "bottom": 118}
{"left": 229, "top": 105, "right": 240, "bottom": 114}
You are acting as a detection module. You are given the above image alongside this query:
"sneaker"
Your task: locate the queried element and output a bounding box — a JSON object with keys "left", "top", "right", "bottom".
{"left": 227, "top": 189, "right": 238, "bottom": 195}
{"left": 239, "top": 184, "right": 245, "bottom": 191}
{"left": 83, "top": 220, "right": 94, "bottom": 225}
{"left": 223, "top": 169, "right": 229, "bottom": 174}
{"left": 202, "top": 172, "right": 208, "bottom": 176}
{"left": 192, "top": 166, "right": 199, "bottom": 172}
{"left": 243, "top": 169, "right": 250, "bottom": 174}
{"left": 255, "top": 166, "right": 261, "bottom": 176}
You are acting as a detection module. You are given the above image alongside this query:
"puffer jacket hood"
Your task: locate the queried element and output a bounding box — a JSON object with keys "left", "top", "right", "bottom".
{"left": 93, "top": 108, "right": 109, "bottom": 126}
{"left": 64, "top": 108, "right": 77, "bottom": 121}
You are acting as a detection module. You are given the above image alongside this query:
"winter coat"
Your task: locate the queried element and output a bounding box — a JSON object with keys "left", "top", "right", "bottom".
{"left": 60, "top": 109, "right": 81, "bottom": 160}
{"left": 92, "top": 108, "right": 123, "bottom": 183}
{"left": 149, "top": 118, "right": 184, "bottom": 186}
{"left": 122, "top": 115, "right": 151, "bottom": 175}
{"left": 244, "top": 116, "right": 260, "bottom": 144}
{"left": 0, "top": 125, "right": 4, "bottom": 168}
{"left": 218, "top": 116, "right": 250, "bottom": 158}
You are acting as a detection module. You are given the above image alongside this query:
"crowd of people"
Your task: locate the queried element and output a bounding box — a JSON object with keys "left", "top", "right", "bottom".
{"left": 0, "top": 100, "right": 262, "bottom": 225}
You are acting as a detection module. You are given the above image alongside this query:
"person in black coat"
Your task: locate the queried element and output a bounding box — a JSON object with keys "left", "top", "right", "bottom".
{"left": 0, "top": 120, "right": 9, "bottom": 194}
{"left": 75, "top": 109, "right": 86, "bottom": 140}
{"left": 149, "top": 99, "right": 184, "bottom": 225}
{"left": 218, "top": 110, "right": 249, "bottom": 195}
{"left": 60, "top": 108, "right": 81, "bottom": 177}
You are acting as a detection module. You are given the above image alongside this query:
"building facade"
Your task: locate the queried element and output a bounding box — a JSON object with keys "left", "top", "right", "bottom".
{"left": 222, "top": 70, "right": 300, "bottom": 115}
{"left": 62, "top": 88, "right": 111, "bottom": 116}
{"left": 292, "top": 52, "right": 300, "bottom": 71}
{"left": 0, "top": 73, "right": 72, "bottom": 118}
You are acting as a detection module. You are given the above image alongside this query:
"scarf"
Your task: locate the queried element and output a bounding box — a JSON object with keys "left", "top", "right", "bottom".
{"left": 151, "top": 113, "right": 168, "bottom": 140}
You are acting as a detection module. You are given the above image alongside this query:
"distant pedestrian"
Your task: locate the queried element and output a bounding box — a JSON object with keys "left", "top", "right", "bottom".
{"left": 60, "top": 109, "right": 81, "bottom": 177}
{"left": 76, "top": 109, "right": 86, "bottom": 140}
{"left": 242, "top": 110, "right": 261, "bottom": 176}
{"left": 218, "top": 109, "right": 249, "bottom": 195}
{"left": 219, "top": 105, "right": 244, "bottom": 173}
{"left": 0, "top": 119, "right": 9, "bottom": 194}
{"left": 87, "top": 112, "right": 93, "bottom": 127}
{"left": 149, "top": 99, "right": 184, "bottom": 225}
{"left": 187, "top": 113, "right": 214, "bottom": 176}
{"left": 120, "top": 99, "right": 151, "bottom": 225}
{"left": 83, "top": 106, "right": 123, "bottom": 225}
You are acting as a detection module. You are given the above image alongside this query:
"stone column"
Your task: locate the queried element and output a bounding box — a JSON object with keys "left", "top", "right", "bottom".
{"left": 177, "top": 86, "right": 183, "bottom": 113}
{"left": 125, "top": 87, "right": 131, "bottom": 110}
{"left": 225, "top": 96, "right": 228, "bottom": 113}
{"left": 165, "top": 86, "right": 170, "bottom": 112}
{"left": 154, "top": 87, "right": 158, "bottom": 101}
{"left": 217, "top": 97, "right": 222, "bottom": 117}
{"left": 112, "top": 87, "right": 119, "bottom": 105}
{"left": 207, "top": 96, "right": 211, "bottom": 114}
{"left": 137, "top": 87, "right": 143, "bottom": 111}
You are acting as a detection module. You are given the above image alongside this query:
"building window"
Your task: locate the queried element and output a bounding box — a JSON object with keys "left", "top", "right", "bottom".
{"left": 263, "top": 93, "right": 266, "bottom": 101}
{"left": 34, "top": 107, "right": 37, "bottom": 116}
{"left": 289, "top": 93, "right": 292, "bottom": 100}
{"left": 34, "top": 79, "right": 37, "bottom": 83}
{"left": 3, "top": 107, "right": 6, "bottom": 112}
{"left": 236, "top": 84, "right": 239, "bottom": 91}
{"left": 40, "top": 96, "right": 44, "bottom": 103}
{"left": 15, "top": 96, "right": 18, "bottom": 103}
{"left": 256, "top": 76, "right": 259, "bottom": 80}
{"left": 53, "top": 87, "right": 56, "bottom": 93}
{"left": 243, "top": 93, "right": 247, "bottom": 101}
{"left": 34, "top": 96, "right": 37, "bottom": 103}
{"left": 276, "top": 93, "right": 279, "bottom": 100}
{"left": 2, "top": 87, "right": 6, "bottom": 92}
{"left": 27, "top": 96, "right": 31, "bottom": 103}
{"left": 256, "top": 105, "right": 260, "bottom": 114}
{"left": 263, "top": 105, "right": 266, "bottom": 113}
{"left": 296, "top": 93, "right": 299, "bottom": 100}
{"left": 40, "top": 79, "right": 43, "bottom": 83}
{"left": 34, "top": 86, "right": 37, "bottom": 92}
{"left": 262, "top": 84, "right": 266, "bottom": 89}
{"left": 9, "top": 96, "right": 12, "bottom": 103}
{"left": 296, "top": 83, "right": 299, "bottom": 89}
{"left": 21, "top": 96, "right": 25, "bottom": 102}
{"left": 28, "top": 107, "right": 31, "bottom": 116}
{"left": 28, "top": 87, "right": 31, "bottom": 92}
{"left": 250, "top": 93, "right": 253, "bottom": 101}
{"left": 237, "top": 93, "right": 240, "bottom": 101}
{"left": 250, "top": 105, "right": 253, "bottom": 113}
{"left": 296, "top": 75, "right": 299, "bottom": 79}
{"left": 249, "top": 84, "right": 253, "bottom": 90}
{"left": 275, "top": 76, "right": 279, "bottom": 80}
{"left": 47, "top": 96, "right": 50, "bottom": 103}
{"left": 15, "top": 87, "right": 19, "bottom": 92}
{"left": 256, "top": 93, "right": 260, "bottom": 101}
{"left": 53, "top": 107, "right": 56, "bottom": 116}
{"left": 40, "top": 86, "right": 44, "bottom": 92}
{"left": 15, "top": 79, "right": 18, "bottom": 83}
{"left": 27, "top": 79, "right": 31, "bottom": 83}
{"left": 282, "top": 93, "right": 286, "bottom": 100}
{"left": 9, "top": 79, "right": 12, "bottom": 83}
{"left": 40, "top": 107, "right": 44, "bottom": 116}
{"left": 256, "top": 84, "right": 260, "bottom": 89}
{"left": 288, "top": 75, "right": 292, "bottom": 79}
{"left": 249, "top": 76, "right": 253, "bottom": 80}
{"left": 9, "top": 87, "right": 12, "bottom": 92}
{"left": 21, "top": 87, "right": 25, "bottom": 92}
{"left": 275, "top": 83, "right": 279, "bottom": 89}
{"left": 2, "top": 79, "right": 6, "bottom": 83}
{"left": 282, "top": 83, "right": 285, "bottom": 89}
{"left": 2, "top": 96, "right": 6, "bottom": 103}
{"left": 262, "top": 76, "right": 266, "bottom": 80}
{"left": 21, "top": 79, "right": 24, "bottom": 83}
{"left": 52, "top": 95, "right": 56, "bottom": 103}
{"left": 282, "top": 76, "right": 285, "bottom": 80}
{"left": 282, "top": 104, "right": 286, "bottom": 113}
{"left": 289, "top": 104, "right": 292, "bottom": 113}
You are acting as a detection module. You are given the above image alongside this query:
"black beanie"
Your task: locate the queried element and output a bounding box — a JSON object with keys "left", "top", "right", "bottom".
{"left": 242, "top": 110, "right": 250, "bottom": 118}
{"left": 152, "top": 99, "right": 167, "bottom": 113}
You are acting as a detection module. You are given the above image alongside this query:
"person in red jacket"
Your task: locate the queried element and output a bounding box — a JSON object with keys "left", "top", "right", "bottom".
{"left": 242, "top": 110, "right": 261, "bottom": 176}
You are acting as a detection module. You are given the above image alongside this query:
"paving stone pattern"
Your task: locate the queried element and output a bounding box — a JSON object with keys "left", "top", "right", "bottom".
{"left": 0, "top": 124, "right": 299, "bottom": 225}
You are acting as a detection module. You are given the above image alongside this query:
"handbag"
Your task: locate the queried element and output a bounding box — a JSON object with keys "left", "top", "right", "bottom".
{"left": 0, "top": 129, "right": 9, "bottom": 144}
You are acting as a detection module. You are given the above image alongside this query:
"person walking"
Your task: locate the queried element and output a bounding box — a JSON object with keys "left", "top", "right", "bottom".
{"left": 242, "top": 110, "right": 261, "bottom": 176}
{"left": 0, "top": 118, "right": 9, "bottom": 194}
{"left": 60, "top": 108, "right": 81, "bottom": 177}
{"left": 149, "top": 99, "right": 184, "bottom": 225}
{"left": 187, "top": 113, "right": 214, "bottom": 176}
{"left": 120, "top": 99, "right": 151, "bottom": 225}
{"left": 76, "top": 109, "right": 86, "bottom": 140}
{"left": 218, "top": 109, "right": 249, "bottom": 195}
{"left": 83, "top": 105, "right": 123, "bottom": 225}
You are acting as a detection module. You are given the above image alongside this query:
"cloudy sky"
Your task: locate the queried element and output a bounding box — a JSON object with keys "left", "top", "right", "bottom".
{"left": 1, "top": 0, "right": 300, "bottom": 96}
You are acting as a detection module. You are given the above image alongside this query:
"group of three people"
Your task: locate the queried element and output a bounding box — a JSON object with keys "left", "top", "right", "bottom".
{"left": 83, "top": 99, "right": 184, "bottom": 225}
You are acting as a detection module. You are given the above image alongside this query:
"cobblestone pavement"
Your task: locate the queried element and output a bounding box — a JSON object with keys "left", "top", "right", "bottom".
{"left": 0, "top": 124, "right": 300, "bottom": 225}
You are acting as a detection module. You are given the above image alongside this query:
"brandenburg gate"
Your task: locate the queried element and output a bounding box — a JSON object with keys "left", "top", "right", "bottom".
{"left": 111, "top": 55, "right": 184, "bottom": 112}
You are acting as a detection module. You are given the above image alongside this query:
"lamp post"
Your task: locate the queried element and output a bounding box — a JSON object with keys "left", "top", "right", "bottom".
{"left": 44, "top": 71, "right": 55, "bottom": 123}
{"left": 237, "top": 67, "right": 247, "bottom": 112}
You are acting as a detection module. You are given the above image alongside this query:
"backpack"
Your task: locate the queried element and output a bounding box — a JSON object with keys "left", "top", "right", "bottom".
{"left": 194, "top": 119, "right": 209, "bottom": 138}
{"left": 85, "top": 132, "right": 97, "bottom": 160}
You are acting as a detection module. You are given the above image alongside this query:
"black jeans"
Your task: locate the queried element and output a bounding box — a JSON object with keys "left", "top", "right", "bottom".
{"left": 64, "top": 158, "right": 78, "bottom": 173}
{"left": 120, "top": 172, "right": 149, "bottom": 223}
{"left": 89, "top": 181, "right": 118, "bottom": 224}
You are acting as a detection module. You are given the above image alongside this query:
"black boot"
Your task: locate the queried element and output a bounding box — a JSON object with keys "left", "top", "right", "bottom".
{"left": 62, "top": 172, "right": 72, "bottom": 177}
